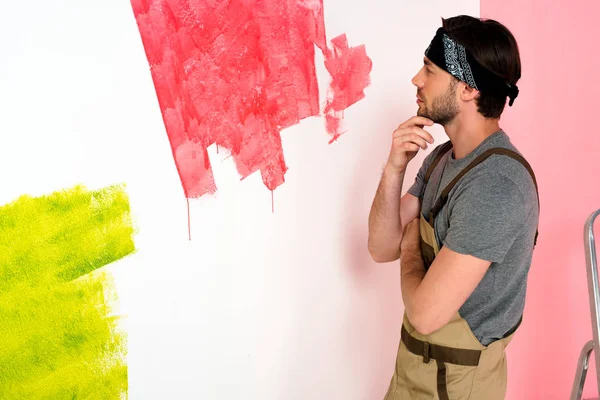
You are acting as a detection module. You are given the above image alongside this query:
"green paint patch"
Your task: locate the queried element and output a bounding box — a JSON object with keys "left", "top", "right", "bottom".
{"left": 0, "top": 184, "right": 135, "bottom": 399}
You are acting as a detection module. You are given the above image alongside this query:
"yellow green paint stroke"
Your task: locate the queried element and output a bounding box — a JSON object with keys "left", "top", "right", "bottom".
{"left": 0, "top": 184, "right": 135, "bottom": 399}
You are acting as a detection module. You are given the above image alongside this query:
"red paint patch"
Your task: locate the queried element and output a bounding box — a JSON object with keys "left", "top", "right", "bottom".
{"left": 323, "top": 34, "right": 372, "bottom": 142}
{"left": 131, "top": 0, "right": 372, "bottom": 198}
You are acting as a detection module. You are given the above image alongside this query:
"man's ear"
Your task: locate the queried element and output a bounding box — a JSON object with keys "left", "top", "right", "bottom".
{"left": 459, "top": 82, "right": 479, "bottom": 102}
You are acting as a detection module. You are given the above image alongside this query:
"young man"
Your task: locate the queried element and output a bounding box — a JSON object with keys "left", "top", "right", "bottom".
{"left": 368, "top": 15, "right": 540, "bottom": 399}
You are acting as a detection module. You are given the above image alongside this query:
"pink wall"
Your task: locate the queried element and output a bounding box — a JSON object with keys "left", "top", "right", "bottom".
{"left": 479, "top": 1, "right": 600, "bottom": 399}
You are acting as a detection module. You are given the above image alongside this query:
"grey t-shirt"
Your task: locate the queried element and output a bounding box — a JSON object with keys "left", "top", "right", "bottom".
{"left": 407, "top": 130, "right": 539, "bottom": 346}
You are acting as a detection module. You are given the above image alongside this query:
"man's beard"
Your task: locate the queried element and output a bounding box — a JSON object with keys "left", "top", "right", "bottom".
{"left": 418, "top": 80, "right": 459, "bottom": 125}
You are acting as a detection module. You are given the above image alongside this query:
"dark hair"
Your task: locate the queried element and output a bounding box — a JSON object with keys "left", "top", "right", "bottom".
{"left": 442, "top": 15, "right": 521, "bottom": 119}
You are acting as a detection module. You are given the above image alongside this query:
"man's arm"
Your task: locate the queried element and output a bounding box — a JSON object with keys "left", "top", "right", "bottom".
{"left": 368, "top": 167, "right": 420, "bottom": 263}
{"left": 399, "top": 218, "right": 490, "bottom": 334}
{"left": 368, "top": 116, "right": 434, "bottom": 263}
{"left": 399, "top": 174, "right": 527, "bottom": 335}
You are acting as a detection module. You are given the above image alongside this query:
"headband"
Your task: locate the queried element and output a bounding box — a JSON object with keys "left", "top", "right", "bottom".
{"left": 425, "top": 27, "right": 519, "bottom": 106}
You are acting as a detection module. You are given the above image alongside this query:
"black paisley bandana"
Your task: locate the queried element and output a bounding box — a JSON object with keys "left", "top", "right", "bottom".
{"left": 425, "top": 27, "right": 519, "bottom": 106}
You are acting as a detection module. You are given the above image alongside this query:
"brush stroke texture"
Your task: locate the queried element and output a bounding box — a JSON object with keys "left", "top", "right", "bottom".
{"left": 0, "top": 184, "right": 135, "bottom": 399}
{"left": 131, "top": 0, "right": 372, "bottom": 198}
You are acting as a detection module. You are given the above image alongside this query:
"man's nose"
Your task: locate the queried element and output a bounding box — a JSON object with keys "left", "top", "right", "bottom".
{"left": 411, "top": 72, "right": 424, "bottom": 88}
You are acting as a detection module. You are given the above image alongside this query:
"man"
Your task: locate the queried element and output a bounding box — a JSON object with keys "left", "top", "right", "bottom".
{"left": 368, "top": 15, "right": 539, "bottom": 399}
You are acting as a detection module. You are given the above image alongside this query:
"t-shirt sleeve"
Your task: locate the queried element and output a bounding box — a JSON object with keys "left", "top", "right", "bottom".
{"left": 442, "top": 174, "right": 526, "bottom": 263}
{"left": 407, "top": 145, "right": 443, "bottom": 200}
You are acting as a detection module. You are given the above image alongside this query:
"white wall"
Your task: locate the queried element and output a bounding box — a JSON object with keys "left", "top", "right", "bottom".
{"left": 0, "top": 1, "right": 478, "bottom": 398}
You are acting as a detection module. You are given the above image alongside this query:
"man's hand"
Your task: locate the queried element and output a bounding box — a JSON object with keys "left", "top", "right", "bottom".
{"left": 400, "top": 218, "right": 421, "bottom": 255}
{"left": 387, "top": 116, "right": 435, "bottom": 174}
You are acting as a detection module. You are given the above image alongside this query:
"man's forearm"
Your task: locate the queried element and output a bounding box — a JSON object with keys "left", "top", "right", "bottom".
{"left": 400, "top": 247, "right": 426, "bottom": 328}
{"left": 368, "top": 165, "right": 406, "bottom": 262}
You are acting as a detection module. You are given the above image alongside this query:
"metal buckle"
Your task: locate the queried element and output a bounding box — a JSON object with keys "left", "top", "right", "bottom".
{"left": 423, "top": 342, "right": 430, "bottom": 364}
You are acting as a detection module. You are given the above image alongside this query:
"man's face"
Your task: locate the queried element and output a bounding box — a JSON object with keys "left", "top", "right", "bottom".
{"left": 412, "top": 57, "right": 459, "bottom": 125}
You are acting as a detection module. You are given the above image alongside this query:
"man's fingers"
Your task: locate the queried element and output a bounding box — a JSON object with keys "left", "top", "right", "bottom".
{"left": 409, "top": 218, "right": 420, "bottom": 235}
{"left": 403, "top": 126, "right": 434, "bottom": 144}
{"left": 392, "top": 126, "right": 435, "bottom": 145}
{"left": 406, "top": 217, "right": 418, "bottom": 228}
{"left": 399, "top": 116, "right": 434, "bottom": 129}
{"left": 403, "top": 217, "right": 420, "bottom": 236}
{"left": 397, "top": 142, "right": 420, "bottom": 152}
{"left": 393, "top": 133, "right": 430, "bottom": 150}
{"left": 408, "top": 135, "right": 429, "bottom": 150}
{"left": 411, "top": 127, "right": 435, "bottom": 144}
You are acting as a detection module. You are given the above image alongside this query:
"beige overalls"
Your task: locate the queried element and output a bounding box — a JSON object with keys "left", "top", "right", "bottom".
{"left": 384, "top": 142, "right": 539, "bottom": 400}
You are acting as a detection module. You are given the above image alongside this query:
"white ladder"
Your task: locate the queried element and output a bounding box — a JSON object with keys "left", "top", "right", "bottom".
{"left": 571, "top": 209, "right": 600, "bottom": 400}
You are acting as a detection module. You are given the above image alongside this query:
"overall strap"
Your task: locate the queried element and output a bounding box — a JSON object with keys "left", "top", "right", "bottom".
{"left": 428, "top": 148, "right": 540, "bottom": 246}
